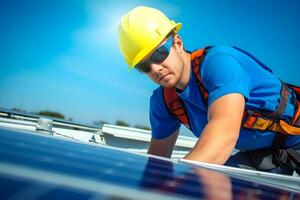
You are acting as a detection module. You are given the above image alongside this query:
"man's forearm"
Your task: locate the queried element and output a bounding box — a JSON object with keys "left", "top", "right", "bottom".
{"left": 184, "top": 119, "right": 238, "bottom": 165}
{"left": 147, "top": 129, "right": 180, "bottom": 158}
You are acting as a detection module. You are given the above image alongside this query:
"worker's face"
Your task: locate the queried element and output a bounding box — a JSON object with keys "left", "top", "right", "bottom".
{"left": 145, "top": 35, "right": 185, "bottom": 88}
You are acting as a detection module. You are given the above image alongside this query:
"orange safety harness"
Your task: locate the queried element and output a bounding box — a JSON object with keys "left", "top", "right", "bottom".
{"left": 163, "top": 47, "right": 300, "bottom": 136}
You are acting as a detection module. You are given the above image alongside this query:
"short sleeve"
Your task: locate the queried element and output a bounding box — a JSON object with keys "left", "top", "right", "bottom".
{"left": 201, "top": 53, "right": 251, "bottom": 106}
{"left": 149, "top": 88, "right": 181, "bottom": 139}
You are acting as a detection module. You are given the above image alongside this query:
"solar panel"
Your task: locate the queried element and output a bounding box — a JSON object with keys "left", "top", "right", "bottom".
{"left": 0, "top": 127, "right": 299, "bottom": 200}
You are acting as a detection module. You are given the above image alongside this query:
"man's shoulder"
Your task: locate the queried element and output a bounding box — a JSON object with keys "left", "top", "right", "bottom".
{"left": 205, "top": 45, "right": 237, "bottom": 58}
{"left": 150, "top": 86, "right": 164, "bottom": 102}
{"left": 201, "top": 45, "right": 244, "bottom": 72}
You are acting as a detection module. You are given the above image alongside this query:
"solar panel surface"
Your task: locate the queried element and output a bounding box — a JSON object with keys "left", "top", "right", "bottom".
{"left": 0, "top": 128, "right": 299, "bottom": 200}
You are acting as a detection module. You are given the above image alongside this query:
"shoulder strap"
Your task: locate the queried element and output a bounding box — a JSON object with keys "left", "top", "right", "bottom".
{"left": 163, "top": 87, "right": 191, "bottom": 129}
{"left": 190, "top": 47, "right": 211, "bottom": 104}
{"left": 286, "top": 83, "right": 300, "bottom": 125}
{"left": 233, "top": 46, "right": 273, "bottom": 73}
{"left": 267, "top": 82, "right": 289, "bottom": 119}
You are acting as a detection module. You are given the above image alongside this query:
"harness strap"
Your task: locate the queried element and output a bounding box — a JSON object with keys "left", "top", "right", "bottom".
{"left": 243, "top": 83, "right": 289, "bottom": 126}
{"left": 267, "top": 83, "right": 289, "bottom": 119}
{"left": 163, "top": 87, "right": 191, "bottom": 129}
{"left": 287, "top": 83, "right": 300, "bottom": 126}
{"left": 292, "top": 102, "right": 300, "bottom": 127}
{"left": 191, "top": 47, "right": 210, "bottom": 104}
{"left": 242, "top": 84, "right": 300, "bottom": 136}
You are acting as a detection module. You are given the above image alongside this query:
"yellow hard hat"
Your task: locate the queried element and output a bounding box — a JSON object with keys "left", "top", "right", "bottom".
{"left": 118, "top": 6, "right": 182, "bottom": 69}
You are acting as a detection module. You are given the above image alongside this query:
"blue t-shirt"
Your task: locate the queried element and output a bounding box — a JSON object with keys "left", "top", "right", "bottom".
{"left": 149, "top": 45, "right": 300, "bottom": 151}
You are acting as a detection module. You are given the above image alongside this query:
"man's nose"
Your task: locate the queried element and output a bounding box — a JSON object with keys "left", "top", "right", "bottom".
{"left": 149, "top": 63, "right": 163, "bottom": 74}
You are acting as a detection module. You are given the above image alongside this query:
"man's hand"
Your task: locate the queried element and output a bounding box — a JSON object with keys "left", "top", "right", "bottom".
{"left": 184, "top": 93, "right": 245, "bottom": 164}
{"left": 148, "top": 129, "right": 179, "bottom": 158}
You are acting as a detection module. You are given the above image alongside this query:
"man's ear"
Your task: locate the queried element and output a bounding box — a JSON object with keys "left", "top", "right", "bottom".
{"left": 173, "top": 35, "right": 184, "bottom": 53}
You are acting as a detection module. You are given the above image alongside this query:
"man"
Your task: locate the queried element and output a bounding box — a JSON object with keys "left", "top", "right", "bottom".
{"left": 118, "top": 6, "right": 300, "bottom": 175}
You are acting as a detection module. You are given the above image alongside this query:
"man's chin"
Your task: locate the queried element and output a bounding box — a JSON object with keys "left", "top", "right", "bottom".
{"left": 160, "top": 79, "right": 179, "bottom": 88}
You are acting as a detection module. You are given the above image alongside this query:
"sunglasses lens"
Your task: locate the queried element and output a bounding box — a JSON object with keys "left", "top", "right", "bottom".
{"left": 150, "top": 45, "right": 169, "bottom": 63}
{"left": 135, "top": 61, "right": 151, "bottom": 73}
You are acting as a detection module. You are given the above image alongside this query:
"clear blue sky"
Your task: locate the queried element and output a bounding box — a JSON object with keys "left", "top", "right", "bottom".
{"left": 0, "top": 0, "right": 299, "bottom": 131}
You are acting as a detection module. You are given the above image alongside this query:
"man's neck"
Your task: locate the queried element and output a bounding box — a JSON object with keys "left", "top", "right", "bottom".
{"left": 176, "top": 51, "right": 191, "bottom": 91}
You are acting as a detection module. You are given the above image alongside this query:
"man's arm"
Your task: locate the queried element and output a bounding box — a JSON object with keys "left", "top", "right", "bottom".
{"left": 148, "top": 129, "right": 179, "bottom": 158}
{"left": 184, "top": 93, "right": 245, "bottom": 164}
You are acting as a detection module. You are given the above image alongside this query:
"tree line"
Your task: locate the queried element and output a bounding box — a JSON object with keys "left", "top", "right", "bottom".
{"left": 12, "top": 108, "right": 150, "bottom": 130}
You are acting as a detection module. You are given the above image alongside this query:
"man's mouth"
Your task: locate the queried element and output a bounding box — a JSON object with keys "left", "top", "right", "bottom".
{"left": 159, "top": 73, "right": 170, "bottom": 82}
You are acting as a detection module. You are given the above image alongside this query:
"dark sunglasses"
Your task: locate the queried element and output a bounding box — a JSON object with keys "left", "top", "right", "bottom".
{"left": 135, "top": 37, "right": 174, "bottom": 73}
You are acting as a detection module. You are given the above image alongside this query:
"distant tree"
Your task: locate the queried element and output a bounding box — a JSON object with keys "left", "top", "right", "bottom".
{"left": 93, "top": 120, "right": 109, "bottom": 127}
{"left": 12, "top": 108, "right": 27, "bottom": 113}
{"left": 67, "top": 117, "right": 73, "bottom": 122}
{"left": 134, "top": 125, "right": 151, "bottom": 131}
{"left": 37, "top": 111, "right": 65, "bottom": 119}
{"left": 115, "top": 120, "right": 130, "bottom": 127}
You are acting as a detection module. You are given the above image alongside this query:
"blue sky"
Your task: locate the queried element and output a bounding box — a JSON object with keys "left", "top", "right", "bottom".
{"left": 0, "top": 0, "right": 300, "bottom": 132}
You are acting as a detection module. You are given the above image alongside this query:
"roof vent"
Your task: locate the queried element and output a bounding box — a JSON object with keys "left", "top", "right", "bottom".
{"left": 36, "top": 117, "right": 54, "bottom": 135}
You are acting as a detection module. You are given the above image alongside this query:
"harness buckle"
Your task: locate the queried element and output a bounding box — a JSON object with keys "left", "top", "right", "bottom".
{"left": 242, "top": 110, "right": 254, "bottom": 127}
